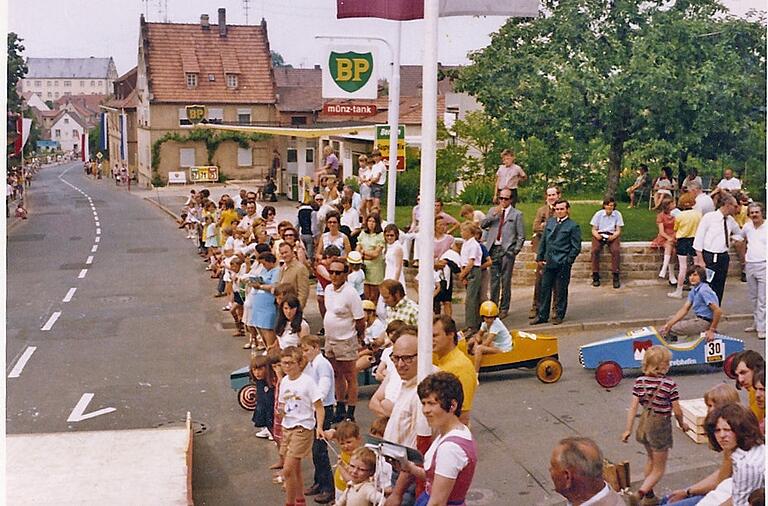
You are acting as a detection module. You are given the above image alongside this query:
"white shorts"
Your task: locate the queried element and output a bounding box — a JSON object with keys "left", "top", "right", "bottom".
{"left": 360, "top": 184, "right": 371, "bottom": 200}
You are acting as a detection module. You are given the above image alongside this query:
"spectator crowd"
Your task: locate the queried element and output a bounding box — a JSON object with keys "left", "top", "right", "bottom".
{"left": 172, "top": 145, "right": 764, "bottom": 506}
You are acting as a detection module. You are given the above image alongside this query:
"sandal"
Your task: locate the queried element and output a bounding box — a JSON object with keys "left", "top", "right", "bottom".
{"left": 269, "top": 463, "right": 283, "bottom": 470}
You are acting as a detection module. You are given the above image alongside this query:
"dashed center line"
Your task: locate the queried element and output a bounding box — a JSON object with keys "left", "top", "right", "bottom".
{"left": 96, "top": 228, "right": 101, "bottom": 235}
{"left": 78, "top": 269, "right": 88, "bottom": 279}
{"left": 86, "top": 256, "right": 94, "bottom": 265}
{"left": 91, "top": 245, "right": 98, "bottom": 252}
{"left": 8, "top": 347, "right": 37, "bottom": 378}
{"left": 95, "top": 221, "right": 101, "bottom": 227}
{"left": 41, "top": 311, "right": 62, "bottom": 331}
{"left": 62, "top": 287, "right": 77, "bottom": 302}
{"left": 95, "top": 236, "right": 100, "bottom": 243}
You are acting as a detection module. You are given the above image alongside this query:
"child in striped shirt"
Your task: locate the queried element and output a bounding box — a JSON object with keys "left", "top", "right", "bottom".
{"left": 622, "top": 346, "right": 690, "bottom": 506}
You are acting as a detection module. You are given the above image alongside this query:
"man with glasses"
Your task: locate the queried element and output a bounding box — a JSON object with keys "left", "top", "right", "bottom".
{"left": 480, "top": 188, "right": 525, "bottom": 320}
{"left": 323, "top": 259, "right": 365, "bottom": 422}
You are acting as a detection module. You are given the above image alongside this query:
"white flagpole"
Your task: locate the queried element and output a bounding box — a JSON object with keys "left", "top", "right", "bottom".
{"left": 385, "top": 22, "right": 401, "bottom": 224}
{"left": 417, "top": 0, "right": 439, "bottom": 382}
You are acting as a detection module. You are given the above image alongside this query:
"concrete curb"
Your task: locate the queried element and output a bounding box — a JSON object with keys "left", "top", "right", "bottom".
{"left": 144, "top": 197, "right": 181, "bottom": 222}
{"left": 520, "top": 313, "right": 752, "bottom": 334}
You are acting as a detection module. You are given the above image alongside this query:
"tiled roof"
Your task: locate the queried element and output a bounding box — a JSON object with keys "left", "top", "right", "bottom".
{"left": 274, "top": 68, "right": 323, "bottom": 112}
{"left": 273, "top": 67, "right": 322, "bottom": 88}
{"left": 143, "top": 20, "right": 276, "bottom": 104}
{"left": 25, "top": 57, "right": 114, "bottom": 79}
{"left": 53, "top": 94, "right": 108, "bottom": 114}
{"left": 380, "top": 64, "right": 461, "bottom": 97}
{"left": 105, "top": 89, "right": 139, "bottom": 110}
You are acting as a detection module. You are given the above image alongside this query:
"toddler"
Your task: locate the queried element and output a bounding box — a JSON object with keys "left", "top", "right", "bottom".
{"left": 337, "top": 447, "right": 383, "bottom": 506}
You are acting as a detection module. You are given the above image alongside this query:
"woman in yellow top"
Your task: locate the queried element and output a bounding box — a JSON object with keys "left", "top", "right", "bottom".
{"left": 668, "top": 193, "right": 702, "bottom": 298}
{"left": 218, "top": 199, "right": 239, "bottom": 244}
{"left": 732, "top": 350, "right": 766, "bottom": 421}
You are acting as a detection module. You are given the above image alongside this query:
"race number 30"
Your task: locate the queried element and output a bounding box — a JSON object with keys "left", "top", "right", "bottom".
{"left": 705, "top": 339, "right": 724, "bottom": 363}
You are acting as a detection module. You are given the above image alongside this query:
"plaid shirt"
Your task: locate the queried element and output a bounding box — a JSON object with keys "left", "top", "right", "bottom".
{"left": 386, "top": 297, "right": 419, "bottom": 326}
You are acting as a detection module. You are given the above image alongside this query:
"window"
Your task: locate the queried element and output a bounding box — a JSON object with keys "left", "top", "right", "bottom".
{"left": 237, "top": 147, "right": 252, "bottom": 167}
{"left": 178, "top": 108, "right": 190, "bottom": 126}
{"left": 286, "top": 149, "right": 298, "bottom": 163}
{"left": 55, "top": 129, "right": 61, "bottom": 138}
{"left": 72, "top": 129, "right": 78, "bottom": 138}
{"left": 291, "top": 116, "right": 307, "bottom": 126}
{"left": 90, "top": 80, "right": 95, "bottom": 87}
{"left": 237, "top": 108, "right": 251, "bottom": 125}
{"left": 47, "top": 92, "right": 52, "bottom": 98}
{"left": 35, "top": 81, "right": 41, "bottom": 87}
{"left": 54, "top": 92, "right": 59, "bottom": 98}
{"left": 305, "top": 148, "right": 314, "bottom": 163}
{"left": 64, "top": 81, "right": 71, "bottom": 87}
{"left": 54, "top": 80, "right": 59, "bottom": 86}
{"left": 80, "top": 81, "right": 85, "bottom": 87}
{"left": 186, "top": 73, "right": 198, "bottom": 88}
{"left": 47, "top": 81, "right": 52, "bottom": 86}
{"left": 36, "top": 92, "right": 42, "bottom": 98}
{"left": 208, "top": 74, "right": 216, "bottom": 81}
{"left": 179, "top": 148, "right": 196, "bottom": 167}
{"left": 64, "top": 118, "right": 69, "bottom": 124}
{"left": 226, "top": 74, "right": 238, "bottom": 89}
{"left": 64, "top": 91, "right": 71, "bottom": 96}
{"left": 207, "top": 108, "right": 223, "bottom": 124}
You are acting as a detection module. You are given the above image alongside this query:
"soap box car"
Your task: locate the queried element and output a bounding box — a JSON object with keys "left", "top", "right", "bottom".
{"left": 578, "top": 326, "right": 744, "bottom": 388}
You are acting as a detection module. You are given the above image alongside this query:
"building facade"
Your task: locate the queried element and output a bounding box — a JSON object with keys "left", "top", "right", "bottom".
{"left": 21, "top": 57, "right": 118, "bottom": 100}
{"left": 49, "top": 111, "right": 87, "bottom": 153}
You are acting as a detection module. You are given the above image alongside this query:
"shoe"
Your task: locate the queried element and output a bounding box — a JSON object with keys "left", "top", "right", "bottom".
{"left": 758, "top": 333, "right": 765, "bottom": 340}
{"left": 658, "top": 270, "right": 666, "bottom": 279}
{"left": 221, "top": 305, "right": 232, "bottom": 311}
{"left": 243, "top": 341, "right": 253, "bottom": 349}
{"left": 552, "top": 317, "right": 563, "bottom": 325}
{"left": 668, "top": 278, "right": 677, "bottom": 286}
{"left": 613, "top": 274, "right": 621, "bottom": 289}
{"left": 314, "top": 491, "right": 334, "bottom": 504}
{"left": 640, "top": 494, "right": 660, "bottom": 506}
{"left": 269, "top": 462, "right": 283, "bottom": 470}
{"left": 318, "top": 327, "right": 325, "bottom": 336}
{"left": 745, "top": 326, "right": 757, "bottom": 332}
{"left": 304, "top": 484, "right": 321, "bottom": 496}
{"left": 255, "top": 427, "right": 272, "bottom": 439}
{"left": 529, "top": 318, "right": 547, "bottom": 325}
{"left": 741, "top": 271, "right": 747, "bottom": 282}
{"left": 528, "top": 308, "right": 538, "bottom": 319}
{"left": 667, "top": 291, "right": 683, "bottom": 299}
{"left": 592, "top": 273, "right": 600, "bottom": 287}
{"left": 214, "top": 292, "right": 226, "bottom": 298}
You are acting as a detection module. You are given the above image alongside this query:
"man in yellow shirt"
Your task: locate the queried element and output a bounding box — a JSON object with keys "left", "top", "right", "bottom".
{"left": 432, "top": 315, "right": 478, "bottom": 425}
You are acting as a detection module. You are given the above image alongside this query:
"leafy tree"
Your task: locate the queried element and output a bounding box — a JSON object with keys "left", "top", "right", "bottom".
{"left": 449, "top": 110, "right": 508, "bottom": 177}
{"left": 456, "top": 0, "right": 766, "bottom": 199}
{"left": 7, "top": 33, "right": 27, "bottom": 114}
{"left": 271, "top": 50, "right": 290, "bottom": 68}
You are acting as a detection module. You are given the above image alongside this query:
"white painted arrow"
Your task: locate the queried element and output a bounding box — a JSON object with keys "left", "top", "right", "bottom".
{"left": 67, "top": 393, "right": 116, "bottom": 422}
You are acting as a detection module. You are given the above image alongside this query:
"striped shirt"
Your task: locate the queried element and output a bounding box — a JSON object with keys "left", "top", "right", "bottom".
{"left": 632, "top": 376, "right": 679, "bottom": 415}
{"left": 731, "top": 445, "right": 765, "bottom": 506}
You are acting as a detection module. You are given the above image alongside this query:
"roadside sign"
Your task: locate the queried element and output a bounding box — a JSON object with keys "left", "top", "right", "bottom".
{"left": 189, "top": 166, "right": 219, "bottom": 182}
{"left": 322, "top": 47, "right": 378, "bottom": 99}
{"left": 376, "top": 125, "right": 406, "bottom": 171}
{"left": 323, "top": 103, "right": 377, "bottom": 116}
{"left": 186, "top": 105, "right": 207, "bottom": 125}
{"left": 96, "top": 152, "right": 103, "bottom": 160}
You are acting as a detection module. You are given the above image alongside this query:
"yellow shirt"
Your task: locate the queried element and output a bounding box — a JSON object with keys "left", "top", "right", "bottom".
{"left": 334, "top": 450, "right": 351, "bottom": 492}
{"left": 734, "top": 205, "right": 749, "bottom": 228}
{"left": 674, "top": 209, "right": 702, "bottom": 238}
{"left": 748, "top": 387, "right": 765, "bottom": 421}
{"left": 433, "top": 346, "right": 478, "bottom": 412}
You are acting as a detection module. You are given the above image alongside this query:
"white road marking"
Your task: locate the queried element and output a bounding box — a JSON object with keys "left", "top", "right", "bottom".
{"left": 86, "top": 256, "right": 94, "bottom": 265}
{"left": 93, "top": 211, "right": 97, "bottom": 216}
{"left": 96, "top": 228, "right": 101, "bottom": 235}
{"left": 91, "top": 245, "right": 98, "bottom": 252}
{"left": 95, "top": 236, "right": 100, "bottom": 243}
{"left": 67, "top": 393, "right": 116, "bottom": 422}
{"left": 41, "top": 311, "right": 62, "bottom": 331}
{"left": 78, "top": 269, "right": 88, "bottom": 279}
{"left": 8, "top": 346, "right": 37, "bottom": 378}
{"left": 95, "top": 221, "right": 100, "bottom": 227}
{"left": 62, "top": 287, "right": 77, "bottom": 302}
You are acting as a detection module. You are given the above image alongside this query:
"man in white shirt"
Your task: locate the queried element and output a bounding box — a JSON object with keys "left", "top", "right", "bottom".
{"left": 549, "top": 437, "right": 625, "bottom": 506}
{"left": 494, "top": 148, "right": 527, "bottom": 207}
{"left": 688, "top": 181, "right": 715, "bottom": 215}
{"left": 714, "top": 168, "right": 743, "bottom": 194}
{"left": 342, "top": 185, "right": 362, "bottom": 213}
{"left": 589, "top": 197, "right": 624, "bottom": 289}
{"left": 693, "top": 194, "right": 744, "bottom": 303}
{"left": 237, "top": 201, "right": 258, "bottom": 236}
{"left": 742, "top": 202, "right": 766, "bottom": 339}
{"left": 323, "top": 259, "right": 365, "bottom": 422}
{"left": 369, "top": 149, "right": 387, "bottom": 210}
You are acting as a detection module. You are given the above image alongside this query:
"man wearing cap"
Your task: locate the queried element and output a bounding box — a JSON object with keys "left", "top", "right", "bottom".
{"left": 369, "top": 150, "right": 387, "bottom": 210}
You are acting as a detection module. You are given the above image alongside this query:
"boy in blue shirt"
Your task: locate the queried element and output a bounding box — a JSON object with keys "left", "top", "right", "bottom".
{"left": 660, "top": 266, "right": 722, "bottom": 343}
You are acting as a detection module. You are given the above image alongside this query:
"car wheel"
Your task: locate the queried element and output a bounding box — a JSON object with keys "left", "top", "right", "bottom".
{"left": 536, "top": 357, "right": 563, "bottom": 383}
{"left": 238, "top": 384, "right": 258, "bottom": 411}
{"left": 596, "top": 361, "right": 623, "bottom": 388}
{"left": 723, "top": 353, "right": 739, "bottom": 379}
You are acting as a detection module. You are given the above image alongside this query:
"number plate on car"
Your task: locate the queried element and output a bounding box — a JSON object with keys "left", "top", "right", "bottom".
{"left": 705, "top": 339, "right": 724, "bottom": 363}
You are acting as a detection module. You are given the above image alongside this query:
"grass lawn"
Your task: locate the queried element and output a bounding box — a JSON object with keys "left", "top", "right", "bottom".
{"left": 384, "top": 202, "right": 659, "bottom": 242}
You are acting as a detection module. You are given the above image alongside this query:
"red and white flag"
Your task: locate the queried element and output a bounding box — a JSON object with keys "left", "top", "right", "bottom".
{"left": 337, "top": 0, "right": 539, "bottom": 20}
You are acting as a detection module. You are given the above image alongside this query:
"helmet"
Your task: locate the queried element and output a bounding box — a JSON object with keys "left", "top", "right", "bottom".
{"left": 479, "top": 301, "right": 499, "bottom": 317}
{"left": 347, "top": 251, "right": 363, "bottom": 264}
{"left": 362, "top": 300, "right": 377, "bottom": 311}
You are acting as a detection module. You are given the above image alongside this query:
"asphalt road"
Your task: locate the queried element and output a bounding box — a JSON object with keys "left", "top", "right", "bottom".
{"left": 6, "top": 164, "right": 760, "bottom": 505}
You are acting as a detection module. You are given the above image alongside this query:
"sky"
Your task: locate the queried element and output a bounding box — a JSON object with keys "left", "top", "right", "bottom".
{"left": 8, "top": 0, "right": 766, "bottom": 77}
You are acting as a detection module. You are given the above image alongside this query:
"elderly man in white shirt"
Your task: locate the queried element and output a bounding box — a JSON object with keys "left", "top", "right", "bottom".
{"left": 688, "top": 181, "right": 715, "bottom": 215}
{"left": 693, "top": 194, "right": 744, "bottom": 304}
{"left": 742, "top": 202, "right": 766, "bottom": 339}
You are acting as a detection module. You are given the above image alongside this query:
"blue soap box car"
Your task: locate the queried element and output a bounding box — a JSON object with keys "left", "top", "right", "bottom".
{"left": 579, "top": 326, "right": 744, "bottom": 388}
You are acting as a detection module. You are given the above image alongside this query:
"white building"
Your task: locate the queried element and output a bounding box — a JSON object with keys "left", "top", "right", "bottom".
{"left": 49, "top": 111, "right": 87, "bottom": 154}
{"left": 21, "top": 91, "right": 50, "bottom": 112}
{"left": 21, "top": 57, "right": 118, "bottom": 101}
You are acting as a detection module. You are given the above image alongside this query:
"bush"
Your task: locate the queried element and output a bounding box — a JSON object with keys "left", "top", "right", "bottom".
{"left": 151, "top": 175, "right": 166, "bottom": 187}
{"left": 459, "top": 177, "right": 495, "bottom": 206}
{"left": 344, "top": 177, "right": 359, "bottom": 193}
{"left": 395, "top": 168, "right": 420, "bottom": 206}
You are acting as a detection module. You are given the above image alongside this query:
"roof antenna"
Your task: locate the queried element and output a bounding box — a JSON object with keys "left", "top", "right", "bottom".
{"left": 243, "top": 0, "right": 251, "bottom": 24}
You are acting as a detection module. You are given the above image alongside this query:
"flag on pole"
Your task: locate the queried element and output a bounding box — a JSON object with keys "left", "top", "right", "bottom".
{"left": 336, "top": 0, "right": 539, "bottom": 20}
{"left": 14, "top": 115, "right": 23, "bottom": 157}
{"left": 99, "top": 112, "right": 108, "bottom": 151}
{"left": 120, "top": 112, "right": 128, "bottom": 161}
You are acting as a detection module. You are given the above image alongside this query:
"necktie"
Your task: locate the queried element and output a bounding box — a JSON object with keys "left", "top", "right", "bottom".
{"left": 723, "top": 215, "right": 730, "bottom": 249}
{"left": 496, "top": 208, "right": 505, "bottom": 241}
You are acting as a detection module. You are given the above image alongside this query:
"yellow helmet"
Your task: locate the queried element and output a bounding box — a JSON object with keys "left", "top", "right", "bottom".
{"left": 362, "top": 300, "right": 377, "bottom": 311}
{"left": 479, "top": 301, "right": 499, "bottom": 317}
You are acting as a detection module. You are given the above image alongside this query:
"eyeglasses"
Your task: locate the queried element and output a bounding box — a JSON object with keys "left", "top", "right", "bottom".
{"left": 329, "top": 270, "right": 346, "bottom": 275}
{"left": 283, "top": 233, "right": 295, "bottom": 237}
{"left": 327, "top": 220, "right": 339, "bottom": 224}
{"left": 498, "top": 196, "right": 511, "bottom": 201}
{"left": 391, "top": 353, "right": 417, "bottom": 364}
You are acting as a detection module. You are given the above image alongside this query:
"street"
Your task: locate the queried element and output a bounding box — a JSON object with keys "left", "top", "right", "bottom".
{"left": 7, "top": 163, "right": 761, "bottom": 505}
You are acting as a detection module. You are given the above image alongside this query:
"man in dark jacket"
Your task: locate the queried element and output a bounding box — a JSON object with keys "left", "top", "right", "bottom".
{"left": 532, "top": 199, "right": 581, "bottom": 325}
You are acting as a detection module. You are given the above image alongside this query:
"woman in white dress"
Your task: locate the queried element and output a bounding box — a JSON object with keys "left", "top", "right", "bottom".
{"left": 383, "top": 223, "right": 406, "bottom": 291}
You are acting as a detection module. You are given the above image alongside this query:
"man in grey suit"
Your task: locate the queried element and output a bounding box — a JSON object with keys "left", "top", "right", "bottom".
{"left": 480, "top": 188, "right": 525, "bottom": 319}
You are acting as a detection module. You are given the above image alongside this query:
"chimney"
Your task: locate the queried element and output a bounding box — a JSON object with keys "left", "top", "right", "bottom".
{"left": 218, "top": 8, "right": 227, "bottom": 37}
{"left": 201, "top": 14, "right": 210, "bottom": 30}
{"left": 314, "top": 64, "right": 321, "bottom": 70}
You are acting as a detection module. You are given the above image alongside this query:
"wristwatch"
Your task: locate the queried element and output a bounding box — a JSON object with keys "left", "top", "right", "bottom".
{"left": 685, "top": 488, "right": 691, "bottom": 497}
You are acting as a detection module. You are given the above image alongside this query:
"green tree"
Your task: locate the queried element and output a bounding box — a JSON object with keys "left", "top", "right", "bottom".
{"left": 449, "top": 110, "right": 508, "bottom": 177}
{"left": 7, "top": 33, "right": 27, "bottom": 114}
{"left": 457, "top": 0, "right": 766, "bottom": 199}
{"left": 271, "top": 50, "right": 289, "bottom": 68}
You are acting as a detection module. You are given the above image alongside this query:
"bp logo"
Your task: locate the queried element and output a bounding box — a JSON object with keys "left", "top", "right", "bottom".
{"left": 186, "top": 105, "right": 207, "bottom": 125}
{"left": 329, "top": 51, "right": 373, "bottom": 93}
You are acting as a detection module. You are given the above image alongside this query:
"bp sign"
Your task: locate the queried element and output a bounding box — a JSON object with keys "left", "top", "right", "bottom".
{"left": 186, "top": 105, "right": 207, "bottom": 125}
{"left": 322, "top": 47, "right": 377, "bottom": 99}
